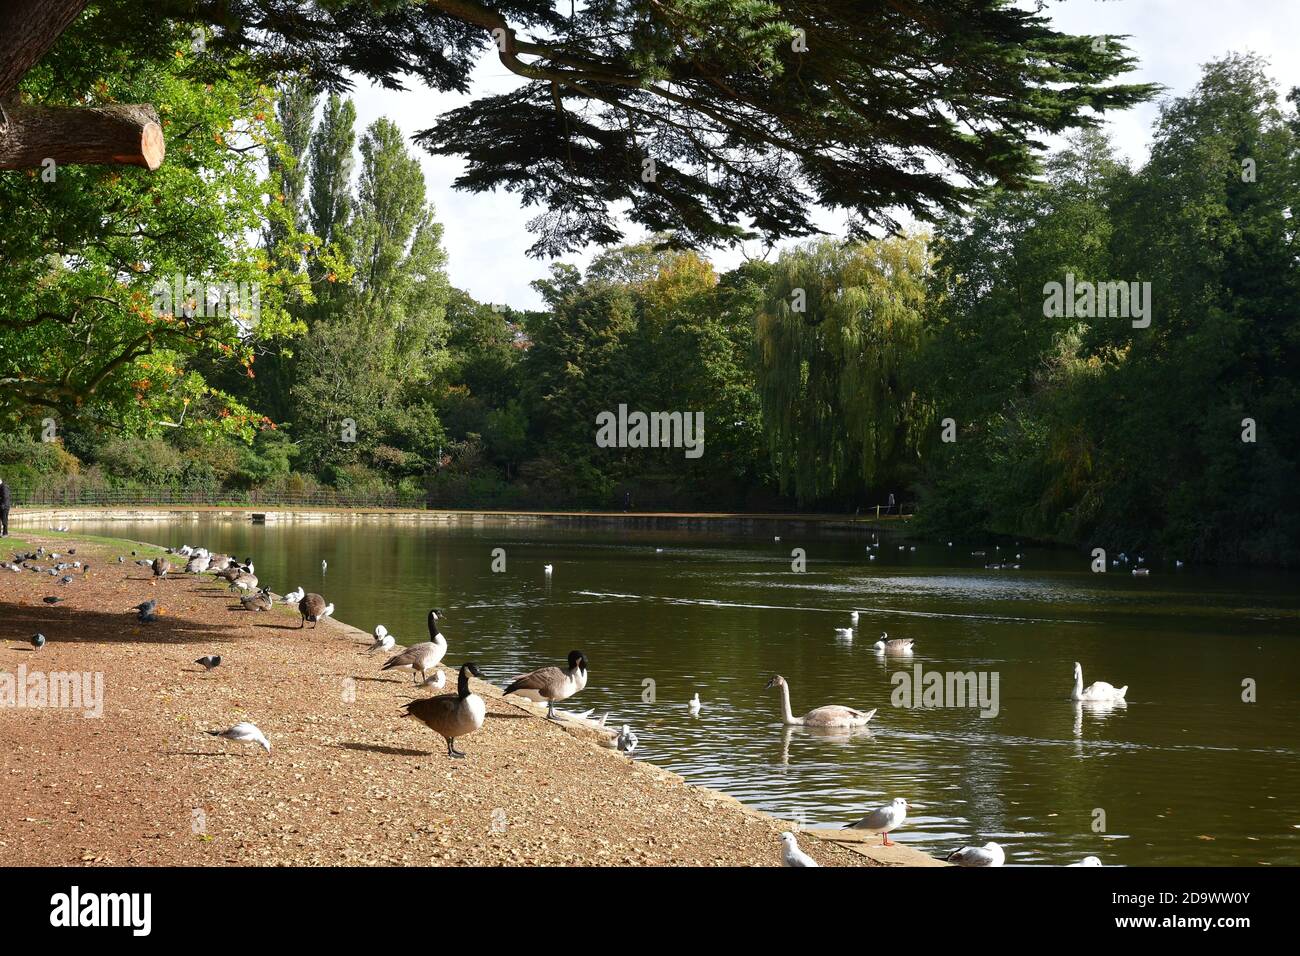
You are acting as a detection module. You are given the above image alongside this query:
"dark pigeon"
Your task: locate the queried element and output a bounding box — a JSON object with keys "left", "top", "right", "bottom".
{"left": 31, "top": 633, "right": 46, "bottom": 650}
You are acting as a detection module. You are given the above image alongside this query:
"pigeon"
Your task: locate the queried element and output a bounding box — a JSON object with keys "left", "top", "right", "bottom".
{"left": 206, "top": 722, "right": 271, "bottom": 754}
{"left": 780, "top": 831, "right": 819, "bottom": 867}
{"left": 42, "top": 596, "right": 63, "bottom": 605}
{"left": 117, "top": 556, "right": 125, "bottom": 563}
{"left": 81, "top": 563, "right": 90, "bottom": 575}
{"left": 59, "top": 575, "right": 73, "bottom": 585}
{"left": 195, "top": 655, "right": 221, "bottom": 672}
{"left": 31, "top": 633, "right": 46, "bottom": 650}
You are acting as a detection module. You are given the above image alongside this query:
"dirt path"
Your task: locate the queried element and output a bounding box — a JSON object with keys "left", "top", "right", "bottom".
{"left": 0, "top": 530, "right": 880, "bottom": 867}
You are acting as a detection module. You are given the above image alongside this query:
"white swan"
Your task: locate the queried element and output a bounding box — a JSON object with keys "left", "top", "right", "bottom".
{"left": 1068, "top": 856, "right": 1102, "bottom": 866}
{"left": 780, "top": 832, "right": 819, "bottom": 867}
{"left": 1072, "top": 662, "right": 1127, "bottom": 702}
{"left": 946, "top": 842, "right": 1005, "bottom": 867}
{"left": 688, "top": 693, "right": 701, "bottom": 715}
{"left": 765, "top": 675, "right": 875, "bottom": 728}
{"left": 835, "top": 626, "right": 854, "bottom": 640}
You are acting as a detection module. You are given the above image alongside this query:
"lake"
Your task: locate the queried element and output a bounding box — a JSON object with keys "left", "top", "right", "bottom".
{"left": 61, "top": 516, "right": 1300, "bottom": 866}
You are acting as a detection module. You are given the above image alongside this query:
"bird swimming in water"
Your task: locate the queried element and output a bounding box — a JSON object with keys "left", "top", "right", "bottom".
{"left": 31, "top": 633, "right": 46, "bottom": 650}
{"left": 206, "top": 722, "right": 271, "bottom": 755}
{"left": 195, "top": 655, "right": 221, "bottom": 672}
{"left": 688, "top": 693, "right": 702, "bottom": 715}
{"left": 946, "top": 842, "right": 1005, "bottom": 867}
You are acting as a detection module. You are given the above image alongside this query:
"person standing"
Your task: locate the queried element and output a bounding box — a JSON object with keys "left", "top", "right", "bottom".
{"left": 0, "top": 477, "right": 10, "bottom": 537}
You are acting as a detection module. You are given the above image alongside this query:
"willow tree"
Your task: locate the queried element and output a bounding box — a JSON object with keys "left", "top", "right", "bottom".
{"left": 755, "top": 237, "right": 930, "bottom": 504}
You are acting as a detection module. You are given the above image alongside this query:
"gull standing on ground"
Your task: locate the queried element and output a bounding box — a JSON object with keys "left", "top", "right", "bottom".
{"left": 780, "top": 831, "right": 819, "bottom": 867}
{"left": 845, "top": 797, "right": 909, "bottom": 846}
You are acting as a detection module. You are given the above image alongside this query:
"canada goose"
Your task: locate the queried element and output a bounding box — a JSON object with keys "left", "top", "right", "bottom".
{"left": 503, "top": 650, "right": 588, "bottom": 719}
{"left": 185, "top": 554, "right": 211, "bottom": 574}
{"left": 1072, "top": 662, "right": 1127, "bottom": 702}
{"left": 216, "top": 561, "right": 253, "bottom": 584}
{"left": 764, "top": 674, "right": 875, "bottom": 728}
{"left": 195, "top": 655, "right": 221, "bottom": 672}
{"left": 873, "top": 632, "right": 915, "bottom": 653}
{"left": 846, "top": 797, "right": 909, "bottom": 846}
{"left": 298, "top": 593, "right": 330, "bottom": 628}
{"left": 152, "top": 556, "right": 170, "bottom": 579}
{"left": 381, "top": 609, "right": 448, "bottom": 682}
{"left": 780, "top": 831, "right": 818, "bottom": 867}
{"left": 688, "top": 693, "right": 702, "bottom": 715}
{"left": 30, "top": 633, "right": 46, "bottom": 650}
{"left": 206, "top": 722, "right": 271, "bottom": 755}
{"left": 240, "top": 588, "right": 273, "bottom": 611}
{"left": 228, "top": 570, "right": 260, "bottom": 593}
{"left": 281, "top": 586, "right": 305, "bottom": 605}
{"left": 615, "top": 724, "right": 638, "bottom": 753}
{"left": 207, "top": 554, "right": 233, "bottom": 572}
{"left": 402, "top": 662, "right": 487, "bottom": 758}
{"left": 946, "top": 842, "right": 1005, "bottom": 867}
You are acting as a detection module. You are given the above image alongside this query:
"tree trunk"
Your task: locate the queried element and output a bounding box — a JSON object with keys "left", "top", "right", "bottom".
{"left": 0, "top": 103, "right": 165, "bottom": 170}
{"left": 0, "top": 0, "right": 89, "bottom": 98}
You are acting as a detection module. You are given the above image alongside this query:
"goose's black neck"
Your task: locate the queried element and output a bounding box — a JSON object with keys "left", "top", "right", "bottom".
{"left": 428, "top": 613, "right": 441, "bottom": 639}
{"left": 457, "top": 664, "right": 472, "bottom": 698}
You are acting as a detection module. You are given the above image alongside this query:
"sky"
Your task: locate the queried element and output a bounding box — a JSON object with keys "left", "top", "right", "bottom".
{"left": 345, "top": 0, "right": 1300, "bottom": 311}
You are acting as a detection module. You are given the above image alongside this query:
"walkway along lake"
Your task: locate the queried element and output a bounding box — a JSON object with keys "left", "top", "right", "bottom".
{"left": 32, "top": 514, "right": 1300, "bottom": 866}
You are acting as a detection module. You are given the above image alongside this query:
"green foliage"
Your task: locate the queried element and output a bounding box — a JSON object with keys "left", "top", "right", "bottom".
{"left": 755, "top": 236, "right": 930, "bottom": 504}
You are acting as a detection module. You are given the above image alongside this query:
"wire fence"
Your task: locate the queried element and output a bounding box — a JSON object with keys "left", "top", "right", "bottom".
{"left": 11, "top": 487, "right": 430, "bottom": 510}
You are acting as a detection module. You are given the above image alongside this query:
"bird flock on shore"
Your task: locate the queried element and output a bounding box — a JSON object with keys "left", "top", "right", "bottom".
{"left": 9, "top": 530, "right": 1141, "bottom": 868}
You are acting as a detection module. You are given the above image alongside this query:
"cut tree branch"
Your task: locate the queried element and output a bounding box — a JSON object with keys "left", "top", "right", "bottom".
{"left": 0, "top": 103, "right": 165, "bottom": 170}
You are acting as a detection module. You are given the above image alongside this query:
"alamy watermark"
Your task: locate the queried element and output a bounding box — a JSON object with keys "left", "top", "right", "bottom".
{"left": 1, "top": 666, "right": 103, "bottom": 718}
{"left": 595, "top": 404, "right": 704, "bottom": 459}
{"left": 1043, "top": 273, "right": 1151, "bottom": 328}
{"left": 150, "top": 274, "right": 261, "bottom": 325}
{"left": 891, "top": 664, "right": 1000, "bottom": 718}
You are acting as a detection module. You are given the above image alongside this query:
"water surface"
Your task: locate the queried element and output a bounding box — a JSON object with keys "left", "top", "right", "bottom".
{"left": 60, "top": 517, "right": 1300, "bottom": 866}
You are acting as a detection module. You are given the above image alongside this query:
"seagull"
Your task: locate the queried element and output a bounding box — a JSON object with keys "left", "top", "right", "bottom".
{"left": 368, "top": 632, "right": 396, "bottom": 654}
{"left": 780, "top": 831, "right": 819, "bottom": 867}
{"left": 281, "top": 586, "right": 305, "bottom": 605}
{"left": 195, "top": 655, "right": 221, "bottom": 672}
{"left": 30, "top": 633, "right": 46, "bottom": 650}
{"left": 845, "top": 797, "right": 909, "bottom": 846}
{"left": 688, "top": 693, "right": 702, "bottom": 715}
{"left": 416, "top": 670, "right": 447, "bottom": 690}
{"left": 321, "top": 559, "right": 327, "bottom": 572}
{"left": 1068, "top": 856, "right": 1103, "bottom": 866}
{"left": 850, "top": 611, "right": 859, "bottom": 625}
{"left": 946, "top": 842, "right": 1005, "bottom": 867}
{"left": 206, "top": 722, "right": 271, "bottom": 755}
{"left": 615, "top": 724, "right": 638, "bottom": 754}
{"left": 835, "top": 626, "right": 853, "bottom": 639}
{"left": 543, "top": 564, "right": 553, "bottom": 575}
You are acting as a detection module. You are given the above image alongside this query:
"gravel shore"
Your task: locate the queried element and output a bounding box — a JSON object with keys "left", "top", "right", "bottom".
{"left": 0, "top": 530, "right": 879, "bottom": 867}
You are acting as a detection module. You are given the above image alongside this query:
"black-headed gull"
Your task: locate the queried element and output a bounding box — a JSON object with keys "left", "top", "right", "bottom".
{"left": 946, "top": 842, "right": 1005, "bottom": 866}
{"left": 780, "top": 831, "right": 818, "bottom": 867}
{"left": 846, "top": 796, "right": 909, "bottom": 846}
{"left": 207, "top": 722, "right": 271, "bottom": 754}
